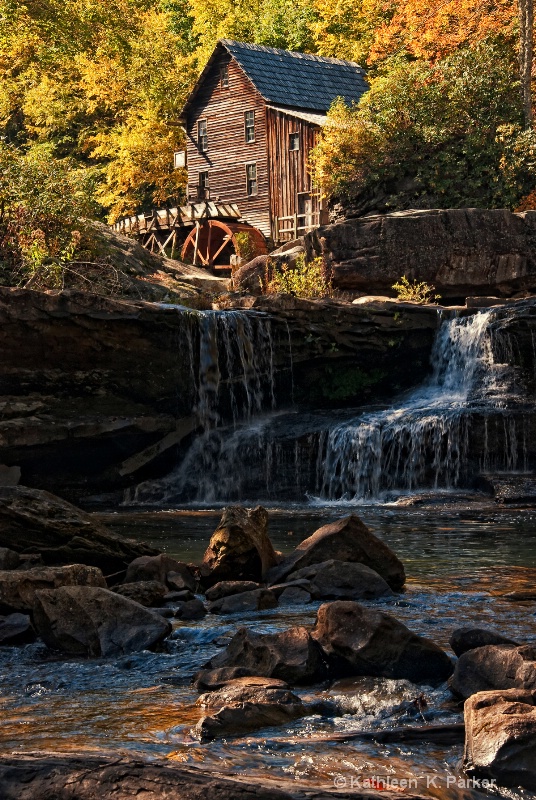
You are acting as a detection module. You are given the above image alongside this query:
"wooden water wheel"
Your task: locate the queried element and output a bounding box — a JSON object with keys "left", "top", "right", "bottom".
{"left": 180, "top": 220, "right": 267, "bottom": 270}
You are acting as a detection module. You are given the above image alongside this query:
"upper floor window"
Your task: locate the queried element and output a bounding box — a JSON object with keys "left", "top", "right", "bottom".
{"left": 197, "top": 119, "right": 208, "bottom": 152}
{"left": 245, "top": 110, "right": 255, "bottom": 143}
{"left": 289, "top": 132, "right": 300, "bottom": 151}
{"left": 199, "top": 171, "right": 209, "bottom": 189}
{"left": 246, "top": 162, "right": 257, "bottom": 196}
{"left": 220, "top": 65, "right": 229, "bottom": 88}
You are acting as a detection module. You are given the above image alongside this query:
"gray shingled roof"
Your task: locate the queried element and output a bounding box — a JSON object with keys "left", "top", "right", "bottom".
{"left": 221, "top": 40, "right": 367, "bottom": 112}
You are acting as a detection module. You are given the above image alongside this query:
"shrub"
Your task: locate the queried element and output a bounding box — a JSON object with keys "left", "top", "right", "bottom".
{"left": 0, "top": 143, "right": 100, "bottom": 289}
{"left": 267, "top": 254, "right": 332, "bottom": 298}
{"left": 392, "top": 275, "right": 440, "bottom": 304}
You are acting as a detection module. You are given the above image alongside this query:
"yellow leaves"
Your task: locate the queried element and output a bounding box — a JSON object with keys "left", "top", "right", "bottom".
{"left": 89, "top": 108, "right": 186, "bottom": 222}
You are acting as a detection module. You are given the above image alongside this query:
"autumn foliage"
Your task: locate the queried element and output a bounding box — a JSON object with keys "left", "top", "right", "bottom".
{"left": 0, "top": 0, "right": 534, "bottom": 238}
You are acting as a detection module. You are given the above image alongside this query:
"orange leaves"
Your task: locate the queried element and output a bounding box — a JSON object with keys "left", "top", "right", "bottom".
{"left": 369, "top": 0, "right": 516, "bottom": 63}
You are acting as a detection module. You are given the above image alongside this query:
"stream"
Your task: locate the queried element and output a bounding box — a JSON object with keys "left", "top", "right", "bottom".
{"left": 2, "top": 504, "right": 536, "bottom": 799}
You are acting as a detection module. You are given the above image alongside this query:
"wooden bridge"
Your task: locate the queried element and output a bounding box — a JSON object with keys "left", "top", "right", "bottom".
{"left": 113, "top": 201, "right": 268, "bottom": 269}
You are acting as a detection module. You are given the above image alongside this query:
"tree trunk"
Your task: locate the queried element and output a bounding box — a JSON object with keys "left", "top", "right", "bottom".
{"left": 519, "top": 0, "right": 534, "bottom": 128}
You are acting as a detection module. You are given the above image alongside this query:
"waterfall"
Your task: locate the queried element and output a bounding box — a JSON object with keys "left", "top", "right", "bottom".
{"left": 131, "top": 307, "right": 527, "bottom": 506}
{"left": 194, "top": 310, "right": 276, "bottom": 429}
{"left": 319, "top": 310, "right": 517, "bottom": 501}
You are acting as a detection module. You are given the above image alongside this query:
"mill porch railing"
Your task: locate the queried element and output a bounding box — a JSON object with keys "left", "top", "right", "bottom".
{"left": 275, "top": 211, "right": 321, "bottom": 242}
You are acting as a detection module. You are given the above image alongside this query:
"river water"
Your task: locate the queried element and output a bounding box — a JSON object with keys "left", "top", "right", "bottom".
{"left": 2, "top": 503, "right": 536, "bottom": 799}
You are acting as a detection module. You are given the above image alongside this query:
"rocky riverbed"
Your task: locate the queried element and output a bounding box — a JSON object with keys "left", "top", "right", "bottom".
{"left": 1, "top": 487, "right": 536, "bottom": 797}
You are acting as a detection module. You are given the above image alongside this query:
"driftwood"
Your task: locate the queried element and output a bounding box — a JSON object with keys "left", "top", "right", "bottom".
{"left": 251, "top": 723, "right": 465, "bottom": 747}
{"left": 0, "top": 755, "right": 431, "bottom": 800}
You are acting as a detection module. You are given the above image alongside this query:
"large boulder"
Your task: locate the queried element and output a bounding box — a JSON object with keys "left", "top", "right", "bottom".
{"left": 286, "top": 560, "right": 394, "bottom": 601}
{"left": 450, "top": 644, "right": 536, "bottom": 699}
{"left": 312, "top": 601, "right": 453, "bottom": 684}
{"left": 114, "top": 580, "right": 168, "bottom": 607}
{"left": 0, "top": 486, "right": 156, "bottom": 573}
{"left": 0, "top": 565, "right": 106, "bottom": 612}
{"left": 32, "top": 585, "right": 171, "bottom": 656}
{"left": 124, "top": 554, "right": 196, "bottom": 592}
{"left": 305, "top": 208, "right": 536, "bottom": 300}
{"left": 464, "top": 689, "right": 536, "bottom": 790}
{"left": 200, "top": 506, "right": 278, "bottom": 588}
{"left": 450, "top": 627, "right": 518, "bottom": 657}
{"left": 267, "top": 515, "right": 405, "bottom": 590}
{"left": 207, "top": 625, "right": 327, "bottom": 684}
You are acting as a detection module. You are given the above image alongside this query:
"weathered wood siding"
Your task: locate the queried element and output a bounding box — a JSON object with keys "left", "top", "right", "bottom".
{"left": 186, "top": 52, "right": 271, "bottom": 238}
{"left": 266, "top": 108, "right": 320, "bottom": 241}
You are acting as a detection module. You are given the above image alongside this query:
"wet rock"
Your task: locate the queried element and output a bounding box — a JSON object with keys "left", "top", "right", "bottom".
{"left": 114, "top": 580, "right": 168, "bottom": 607}
{"left": 286, "top": 559, "right": 394, "bottom": 601}
{"left": 200, "top": 506, "right": 278, "bottom": 587}
{"left": 450, "top": 627, "right": 518, "bottom": 657}
{"left": 0, "top": 486, "right": 156, "bottom": 572}
{"left": 278, "top": 586, "right": 312, "bottom": 604}
{"left": 0, "top": 548, "right": 20, "bottom": 570}
{"left": 312, "top": 601, "right": 453, "bottom": 684}
{"left": 200, "top": 675, "right": 291, "bottom": 694}
{"left": 0, "top": 613, "right": 35, "bottom": 645}
{"left": 207, "top": 588, "right": 278, "bottom": 615}
{"left": 267, "top": 515, "right": 405, "bottom": 590}
{"left": 192, "top": 666, "right": 258, "bottom": 692}
{"left": 450, "top": 644, "right": 536, "bottom": 699}
{"left": 0, "top": 754, "right": 326, "bottom": 800}
{"left": 207, "top": 625, "right": 327, "bottom": 684}
{"left": 327, "top": 675, "right": 428, "bottom": 719}
{"left": 193, "top": 682, "right": 306, "bottom": 740}
{"left": 33, "top": 585, "right": 171, "bottom": 656}
{"left": 464, "top": 688, "right": 536, "bottom": 790}
{"left": 164, "top": 590, "right": 195, "bottom": 602}
{"left": 205, "top": 580, "right": 262, "bottom": 602}
{"left": 124, "top": 555, "right": 196, "bottom": 592}
{"left": 173, "top": 598, "right": 206, "bottom": 620}
{"left": 0, "top": 565, "right": 106, "bottom": 613}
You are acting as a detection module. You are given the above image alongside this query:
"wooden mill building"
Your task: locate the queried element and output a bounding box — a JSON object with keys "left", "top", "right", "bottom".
{"left": 179, "top": 40, "right": 367, "bottom": 248}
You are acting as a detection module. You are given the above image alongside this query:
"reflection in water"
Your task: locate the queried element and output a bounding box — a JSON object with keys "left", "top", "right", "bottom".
{"left": 3, "top": 507, "right": 536, "bottom": 799}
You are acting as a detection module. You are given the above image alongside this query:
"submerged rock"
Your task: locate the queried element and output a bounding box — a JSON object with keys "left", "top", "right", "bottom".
{"left": 125, "top": 555, "right": 196, "bottom": 592}
{"left": 450, "top": 627, "right": 518, "bottom": 657}
{"left": 286, "top": 559, "right": 394, "bottom": 601}
{"left": 464, "top": 688, "right": 536, "bottom": 790}
{"left": 33, "top": 585, "right": 171, "bottom": 656}
{"left": 0, "top": 565, "right": 106, "bottom": 613}
{"left": 200, "top": 506, "right": 278, "bottom": 587}
{"left": 207, "top": 588, "right": 278, "bottom": 615}
{"left": 312, "top": 601, "right": 453, "bottom": 684}
{"left": 450, "top": 644, "right": 536, "bottom": 699}
{"left": 267, "top": 515, "right": 405, "bottom": 590}
{"left": 0, "top": 486, "right": 156, "bottom": 573}
{"left": 207, "top": 626, "right": 327, "bottom": 684}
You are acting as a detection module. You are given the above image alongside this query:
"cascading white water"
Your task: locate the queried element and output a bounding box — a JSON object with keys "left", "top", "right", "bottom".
{"left": 194, "top": 309, "right": 276, "bottom": 429}
{"left": 132, "top": 307, "right": 525, "bottom": 506}
{"left": 319, "top": 310, "right": 514, "bottom": 501}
